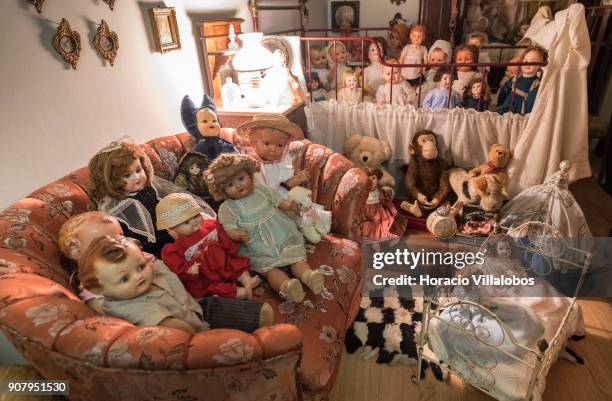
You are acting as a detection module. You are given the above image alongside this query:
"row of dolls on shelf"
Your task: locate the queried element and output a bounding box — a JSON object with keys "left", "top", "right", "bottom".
{"left": 306, "top": 27, "right": 548, "bottom": 115}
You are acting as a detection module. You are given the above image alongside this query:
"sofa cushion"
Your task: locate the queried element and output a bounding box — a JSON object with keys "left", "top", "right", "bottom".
{"left": 253, "top": 234, "right": 362, "bottom": 394}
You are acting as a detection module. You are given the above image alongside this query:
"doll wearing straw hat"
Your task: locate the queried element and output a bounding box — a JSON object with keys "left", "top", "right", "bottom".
{"left": 156, "top": 193, "right": 260, "bottom": 300}
{"left": 237, "top": 114, "right": 309, "bottom": 198}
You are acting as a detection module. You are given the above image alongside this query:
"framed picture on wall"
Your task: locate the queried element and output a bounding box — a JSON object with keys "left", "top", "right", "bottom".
{"left": 150, "top": 7, "right": 181, "bottom": 53}
{"left": 331, "top": 1, "right": 359, "bottom": 30}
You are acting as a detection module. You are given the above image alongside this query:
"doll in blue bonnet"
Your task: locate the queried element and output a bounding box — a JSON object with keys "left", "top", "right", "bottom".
{"left": 181, "top": 94, "right": 238, "bottom": 162}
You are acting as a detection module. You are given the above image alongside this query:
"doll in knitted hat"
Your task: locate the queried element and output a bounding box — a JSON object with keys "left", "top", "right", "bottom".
{"left": 236, "top": 114, "right": 309, "bottom": 197}
{"left": 156, "top": 193, "right": 259, "bottom": 300}
{"left": 204, "top": 153, "right": 325, "bottom": 303}
{"left": 181, "top": 94, "right": 238, "bottom": 163}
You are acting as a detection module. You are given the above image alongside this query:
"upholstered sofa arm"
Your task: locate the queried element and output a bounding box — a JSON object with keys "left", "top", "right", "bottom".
{"left": 0, "top": 273, "right": 302, "bottom": 370}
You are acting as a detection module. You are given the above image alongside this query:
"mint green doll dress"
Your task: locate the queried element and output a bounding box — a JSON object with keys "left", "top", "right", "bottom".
{"left": 218, "top": 184, "right": 306, "bottom": 273}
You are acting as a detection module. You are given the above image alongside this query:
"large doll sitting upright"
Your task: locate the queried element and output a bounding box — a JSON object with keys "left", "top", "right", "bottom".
{"left": 181, "top": 94, "right": 238, "bottom": 162}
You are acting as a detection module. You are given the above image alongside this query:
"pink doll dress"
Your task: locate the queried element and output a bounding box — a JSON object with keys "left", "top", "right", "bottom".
{"left": 161, "top": 218, "right": 251, "bottom": 299}
{"left": 362, "top": 189, "right": 400, "bottom": 242}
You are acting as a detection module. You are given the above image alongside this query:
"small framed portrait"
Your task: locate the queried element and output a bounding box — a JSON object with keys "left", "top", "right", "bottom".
{"left": 331, "top": 1, "right": 359, "bottom": 30}
{"left": 149, "top": 7, "right": 181, "bottom": 53}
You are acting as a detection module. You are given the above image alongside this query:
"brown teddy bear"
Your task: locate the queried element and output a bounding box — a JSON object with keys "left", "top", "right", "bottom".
{"left": 344, "top": 134, "right": 396, "bottom": 195}
{"left": 468, "top": 143, "right": 512, "bottom": 192}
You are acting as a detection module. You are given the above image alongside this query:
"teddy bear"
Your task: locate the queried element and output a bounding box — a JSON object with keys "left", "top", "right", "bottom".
{"left": 468, "top": 143, "right": 512, "bottom": 197}
{"left": 344, "top": 134, "right": 396, "bottom": 195}
{"left": 287, "top": 186, "right": 332, "bottom": 244}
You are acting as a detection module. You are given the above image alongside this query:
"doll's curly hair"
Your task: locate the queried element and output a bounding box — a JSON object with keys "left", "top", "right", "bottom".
{"left": 203, "top": 153, "right": 260, "bottom": 201}
{"left": 486, "top": 234, "right": 520, "bottom": 259}
{"left": 88, "top": 143, "right": 152, "bottom": 201}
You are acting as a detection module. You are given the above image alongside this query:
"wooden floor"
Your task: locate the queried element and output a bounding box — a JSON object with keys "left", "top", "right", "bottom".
{"left": 331, "top": 299, "right": 612, "bottom": 401}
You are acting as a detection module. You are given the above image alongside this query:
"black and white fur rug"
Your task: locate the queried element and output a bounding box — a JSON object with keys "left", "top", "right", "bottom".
{"left": 344, "top": 289, "right": 446, "bottom": 381}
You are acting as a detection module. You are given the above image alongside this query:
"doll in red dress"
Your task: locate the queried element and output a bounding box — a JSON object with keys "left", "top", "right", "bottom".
{"left": 362, "top": 166, "right": 406, "bottom": 242}
{"left": 156, "top": 193, "right": 260, "bottom": 300}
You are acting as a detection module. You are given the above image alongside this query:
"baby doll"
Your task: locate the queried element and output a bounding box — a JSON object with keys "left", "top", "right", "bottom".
{"left": 362, "top": 166, "right": 406, "bottom": 242}
{"left": 181, "top": 94, "right": 238, "bottom": 164}
{"left": 363, "top": 37, "right": 387, "bottom": 97}
{"left": 307, "top": 73, "right": 329, "bottom": 102}
{"left": 422, "top": 67, "right": 461, "bottom": 110}
{"left": 496, "top": 56, "right": 521, "bottom": 108}
{"left": 376, "top": 59, "right": 417, "bottom": 107}
{"left": 388, "top": 22, "right": 410, "bottom": 60}
{"left": 462, "top": 77, "right": 490, "bottom": 111}
{"left": 418, "top": 40, "right": 453, "bottom": 103}
{"left": 336, "top": 69, "right": 364, "bottom": 105}
{"left": 79, "top": 235, "right": 208, "bottom": 335}
{"left": 467, "top": 32, "right": 491, "bottom": 72}
{"left": 327, "top": 41, "right": 351, "bottom": 90}
{"left": 497, "top": 46, "right": 547, "bottom": 115}
{"left": 309, "top": 44, "right": 331, "bottom": 89}
{"left": 204, "top": 153, "right": 325, "bottom": 304}
{"left": 156, "top": 193, "right": 259, "bottom": 300}
{"left": 237, "top": 114, "right": 309, "bottom": 197}
{"left": 88, "top": 137, "right": 216, "bottom": 258}
{"left": 174, "top": 151, "right": 208, "bottom": 197}
{"left": 452, "top": 45, "right": 482, "bottom": 95}
{"left": 399, "top": 25, "right": 428, "bottom": 87}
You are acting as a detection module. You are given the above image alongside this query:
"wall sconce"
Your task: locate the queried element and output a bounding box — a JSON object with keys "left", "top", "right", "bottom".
{"left": 232, "top": 32, "right": 275, "bottom": 108}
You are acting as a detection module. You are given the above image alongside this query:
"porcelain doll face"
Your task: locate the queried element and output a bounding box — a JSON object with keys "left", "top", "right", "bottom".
{"left": 189, "top": 163, "right": 201, "bottom": 176}
{"left": 368, "top": 42, "right": 382, "bottom": 63}
{"left": 521, "top": 50, "right": 544, "bottom": 77}
{"left": 471, "top": 82, "right": 482, "bottom": 98}
{"left": 332, "top": 45, "right": 348, "bottom": 65}
{"left": 368, "top": 175, "right": 379, "bottom": 191}
{"left": 95, "top": 241, "right": 154, "bottom": 300}
{"left": 383, "top": 65, "right": 402, "bottom": 84}
{"left": 171, "top": 214, "right": 204, "bottom": 236}
{"left": 311, "top": 49, "right": 328, "bottom": 69}
{"left": 223, "top": 170, "right": 254, "bottom": 200}
{"left": 468, "top": 37, "right": 483, "bottom": 49}
{"left": 252, "top": 128, "right": 290, "bottom": 162}
{"left": 410, "top": 29, "right": 425, "bottom": 46}
{"left": 122, "top": 159, "right": 147, "bottom": 193}
{"left": 506, "top": 63, "right": 519, "bottom": 78}
{"left": 496, "top": 240, "right": 512, "bottom": 257}
{"left": 439, "top": 73, "right": 452, "bottom": 90}
{"left": 196, "top": 108, "right": 221, "bottom": 138}
{"left": 389, "top": 30, "right": 401, "bottom": 50}
{"left": 345, "top": 74, "right": 358, "bottom": 90}
{"left": 429, "top": 48, "right": 448, "bottom": 66}
{"left": 455, "top": 49, "right": 474, "bottom": 72}
{"left": 308, "top": 78, "right": 320, "bottom": 91}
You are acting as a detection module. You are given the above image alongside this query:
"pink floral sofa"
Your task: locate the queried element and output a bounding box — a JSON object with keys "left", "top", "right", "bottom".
{"left": 0, "top": 129, "right": 369, "bottom": 401}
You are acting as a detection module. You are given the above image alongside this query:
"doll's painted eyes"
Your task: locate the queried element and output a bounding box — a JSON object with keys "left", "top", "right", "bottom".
{"left": 119, "top": 275, "right": 129, "bottom": 283}
{"left": 137, "top": 263, "right": 146, "bottom": 272}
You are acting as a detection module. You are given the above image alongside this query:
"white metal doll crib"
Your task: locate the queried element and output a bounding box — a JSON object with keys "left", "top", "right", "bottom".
{"left": 413, "top": 221, "right": 591, "bottom": 401}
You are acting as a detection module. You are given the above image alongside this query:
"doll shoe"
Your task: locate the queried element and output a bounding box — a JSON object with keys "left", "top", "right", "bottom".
{"left": 279, "top": 279, "right": 305, "bottom": 303}
{"left": 301, "top": 269, "right": 325, "bottom": 295}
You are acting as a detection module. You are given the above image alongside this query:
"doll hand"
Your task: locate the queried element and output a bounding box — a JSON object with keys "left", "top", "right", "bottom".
{"left": 417, "top": 193, "right": 429, "bottom": 205}
{"left": 295, "top": 170, "right": 310, "bottom": 183}
{"left": 237, "top": 287, "right": 253, "bottom": 300}
{"left": 187, "top": 262, "right": 200, "bottom": 275}
{"left": 239, "top": 230, "right": 250, "bottom": 243}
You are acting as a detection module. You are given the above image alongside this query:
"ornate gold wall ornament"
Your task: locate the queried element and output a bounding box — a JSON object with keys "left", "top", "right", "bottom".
{"left": 93, "top": 20, "right": 119, "bottom": 65}
{"left": 103, "top": 0, "right": 115, "bottom": 10}
{"left": 52, "top": 19, "right": 81, "bottom": 69}
{"left": 26, "top": 0, "right": 45, "bottom": 13}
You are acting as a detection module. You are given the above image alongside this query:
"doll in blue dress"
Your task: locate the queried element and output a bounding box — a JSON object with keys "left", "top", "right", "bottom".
{"left": 204, "top": 153, "right": 325, "bottom": 303}
{"left": 422, "top": 67, "right": 462, "bottom": 110}
{"left": 497, "top": 46, "right": 548, "bottom": 115}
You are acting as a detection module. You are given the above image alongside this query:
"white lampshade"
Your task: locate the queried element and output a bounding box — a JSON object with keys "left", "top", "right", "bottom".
{"left": 232, "top": 33, "right": 275, "bottom": 72}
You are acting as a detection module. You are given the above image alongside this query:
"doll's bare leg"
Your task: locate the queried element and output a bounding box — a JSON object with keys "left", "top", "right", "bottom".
{"left": 400, "top": 200, "right": 422, "bottom": 217}
{"left": 237, "top": 271, "right": 261, "bottom": 289}
{"left": 264, "top": 268, "right": 304, "bottom": 303}
{"left": 291, "top": 260, "right": 325, "bottom": 295}
{"left": 258, "top": 302, "right": 275, "bottom": 327}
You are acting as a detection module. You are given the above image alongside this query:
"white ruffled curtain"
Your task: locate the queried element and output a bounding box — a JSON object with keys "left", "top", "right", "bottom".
{"left": 307, "top": 101, "right": 528, "bottom": 171}
{"left": 305, "top": 4, "right": 591, "bottom": 197}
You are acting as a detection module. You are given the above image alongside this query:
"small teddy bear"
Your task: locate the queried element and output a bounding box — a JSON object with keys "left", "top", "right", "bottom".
{"left": 287, "top": 186, "right": 332, "bottom": 244}
{"left": 344, "top": 134, "right": 396, "bottom": 196}
{"left": 468, "top": 143, "right": 512, "bottom": 196}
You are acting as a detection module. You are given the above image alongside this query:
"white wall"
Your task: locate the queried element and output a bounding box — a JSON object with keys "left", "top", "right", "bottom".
{"left": 0, "top": 0, "right": 256, "bottom": 210}
{"left": 325, "top": 0, "right": 419, "bottom": 30}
